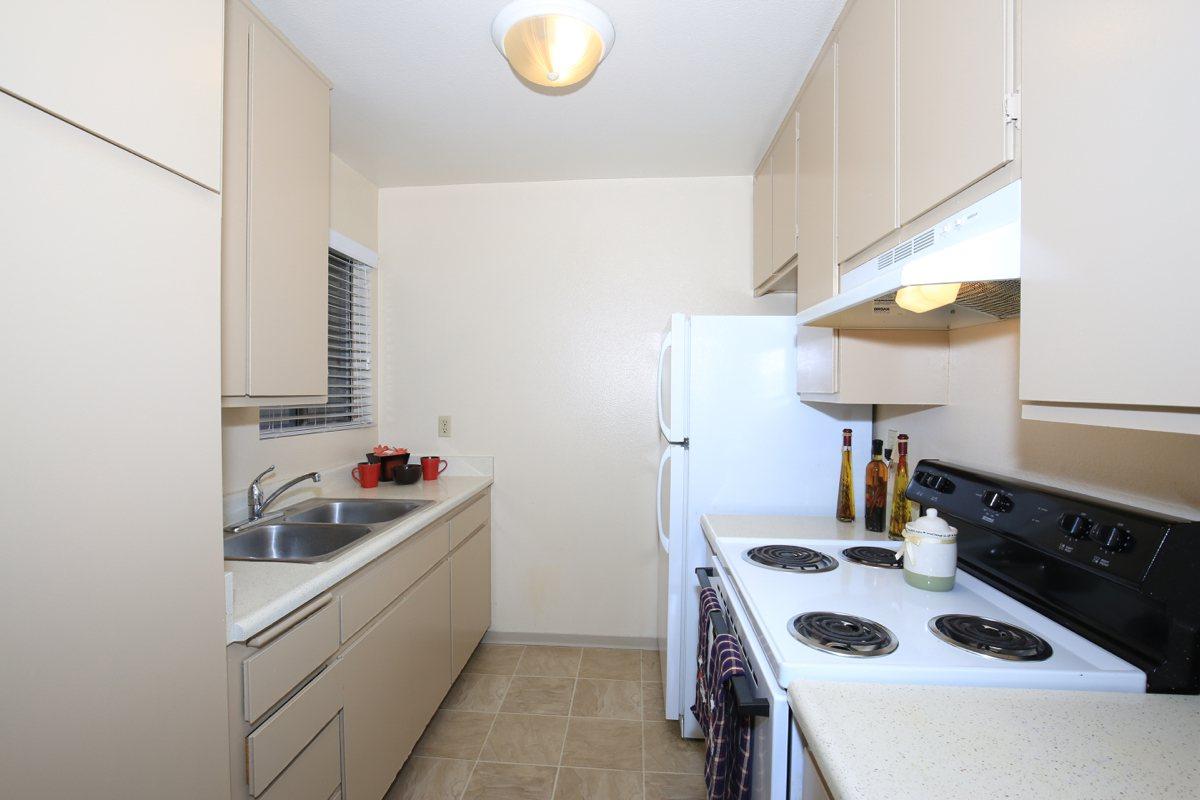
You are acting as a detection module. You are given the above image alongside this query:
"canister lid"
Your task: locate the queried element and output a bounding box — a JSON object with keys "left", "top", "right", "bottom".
{"left": 904, "top": 508, "right": 957, "bottom": 540}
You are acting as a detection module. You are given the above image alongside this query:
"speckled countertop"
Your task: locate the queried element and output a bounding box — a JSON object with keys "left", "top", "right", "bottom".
{"left": 700, "top": 514, "right": 888, "bottom": 550}
{"left": 788, "top": 680, "right": 1200, "bottom": 800}
{"left": 225, "top": 474, "right": 492, "bottom": 643}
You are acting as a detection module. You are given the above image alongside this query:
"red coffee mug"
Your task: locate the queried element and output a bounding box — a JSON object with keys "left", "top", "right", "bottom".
{"left": 420, "top": 456, "right": 448, "bottom": 481}
{"left": 352, "top": 462, "right": 380, "bottom": 488}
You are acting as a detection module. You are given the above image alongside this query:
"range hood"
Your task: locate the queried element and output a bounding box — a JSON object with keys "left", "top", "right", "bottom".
{"left": 797, "top": 180, "right": 1021, "bottom": 329}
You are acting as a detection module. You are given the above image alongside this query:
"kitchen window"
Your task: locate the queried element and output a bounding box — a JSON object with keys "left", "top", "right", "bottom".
{"left": 259, "top": 248, "right": 373, "bottom": 438}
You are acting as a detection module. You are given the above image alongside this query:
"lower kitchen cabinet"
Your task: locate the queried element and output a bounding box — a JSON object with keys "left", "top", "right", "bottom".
{"left": 451, "top": 522, "right": 492, "bottom": 678}
{"left": 342, "top": 561, "right": 452, "bottom": 800}
{"left": 228, "top": 490, "right": 491, "bottom": 800}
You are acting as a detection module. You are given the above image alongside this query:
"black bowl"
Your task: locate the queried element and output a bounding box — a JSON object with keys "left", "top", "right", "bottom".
{"left": 393, "top": 464, "right": 422, "bottom": 485}
{"left": 377, "top": 453, "right": 411, "bottom": 480}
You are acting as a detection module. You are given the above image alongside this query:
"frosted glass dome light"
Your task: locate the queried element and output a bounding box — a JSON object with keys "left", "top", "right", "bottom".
{"left": 895, "top": 282, "right": 962, "bottom": 313}
{"left": 492, "top": 0, "right": 615, "bottom": 88}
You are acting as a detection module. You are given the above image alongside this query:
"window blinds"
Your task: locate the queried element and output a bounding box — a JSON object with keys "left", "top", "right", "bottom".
{"left": 259, "top": 249, "right": 373, "bottom": 438}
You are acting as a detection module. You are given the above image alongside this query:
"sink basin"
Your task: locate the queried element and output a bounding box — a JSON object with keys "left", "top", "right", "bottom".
{"left": 285, "top": 499, "right": 432, "bottom": 525}
{"left": 223, "top": 523, "right": 374, "bottom": 563}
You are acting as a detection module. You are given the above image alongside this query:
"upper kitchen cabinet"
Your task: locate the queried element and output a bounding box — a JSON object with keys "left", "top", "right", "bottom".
{"left": 752, "top": 159, "right": 773, "bottom": 291}
{"left": 794, "top": 47, "right": 838, "bottom": 313}
{"left": 1019, "top": 0, "right": 1200, "bottom": 435}
{"left": 836, "top": 0, "right": 896, "bottom": 264}
{"left": 753, "top": 109, "right": 800, "bottom": 295}
{"left": 0, "top": 0, "right": 223, "bottom": 189}
{"left": 770, "top": 112, "right": 799, "bottom": 276}
{"left": 897, "top": 0, "right": 1014, "bottom": 225}
{"left": 222, "top": 0, "right": 332, "bottom": 406}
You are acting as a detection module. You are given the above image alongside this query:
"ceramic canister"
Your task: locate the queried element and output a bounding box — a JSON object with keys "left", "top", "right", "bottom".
{"left": 897, "top": 509, "right": 958, "bottom": 591}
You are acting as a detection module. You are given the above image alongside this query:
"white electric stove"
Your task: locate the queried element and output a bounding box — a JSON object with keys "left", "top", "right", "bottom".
{"left": 715, "top": 536, "right": 1145, "bottom": 694}
{"left": 691, "top": 459, "right": 1200, "bottom": 800}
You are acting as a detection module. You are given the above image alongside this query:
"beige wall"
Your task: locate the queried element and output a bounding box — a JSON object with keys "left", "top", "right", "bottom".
{"left": 378, "top": 177, "right": 792, "bottom": 641}
{"left": 222, "top": 154, "right": 379, "bottom": 499}
{"left": 875, "top": 320, "right": 1200, "bottom": 518}
{"left": 331, "top": 153, "right": 378, "bottom": 249}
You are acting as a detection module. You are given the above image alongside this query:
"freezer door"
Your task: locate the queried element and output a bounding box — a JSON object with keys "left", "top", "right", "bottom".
{"left": 658, "top": 313, "right": 690, "bottom": 444}
{"left": 656, "top": 443, "right": 687, "bottom": 716}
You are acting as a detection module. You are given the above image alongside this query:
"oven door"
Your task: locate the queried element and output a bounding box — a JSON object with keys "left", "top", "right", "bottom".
{"left": 706, "top": 557, "right": 792, "bottom": 800}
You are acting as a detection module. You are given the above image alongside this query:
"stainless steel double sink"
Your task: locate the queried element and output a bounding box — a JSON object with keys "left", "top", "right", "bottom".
{"left": 223, "top": 498, "right": 434, "bottom": 563}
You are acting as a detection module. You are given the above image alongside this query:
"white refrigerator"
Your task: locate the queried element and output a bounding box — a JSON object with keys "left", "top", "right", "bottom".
{"left": 656, "top": 314, "right": 870, "bottom": 737}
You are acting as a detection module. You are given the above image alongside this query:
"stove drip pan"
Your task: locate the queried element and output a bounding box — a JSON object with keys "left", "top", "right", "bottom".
{"left": 841, "top": 545, "right": 903, "bottom": 569}
{"left": 789, "top": 612, "right": 898, "bottom": 657}
{"left": 929, "top": 614, "right": 1053, "bottom": 662}
{"left": 744, "top": 545, "right": 837, "bottom": 574}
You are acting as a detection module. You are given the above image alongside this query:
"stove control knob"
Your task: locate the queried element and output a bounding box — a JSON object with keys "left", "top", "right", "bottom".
{"left": 981, "top": 489, "right": 1013, "bottom": 513}
{"left": 927, "top": 475, "right": 955, "bottom": 494}
{"left": 1058, "top": 513, "right": 1093, "bottom": 539}
{"left": 1093, "top": 524, "right": 1134, "bottom": 553}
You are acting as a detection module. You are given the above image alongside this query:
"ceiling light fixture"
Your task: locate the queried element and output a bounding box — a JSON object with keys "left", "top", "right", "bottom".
{"left": 492, "top": 0, "right": 615, "bottom": 88}
{"left": 895, "top": 282, "right": 963, "bottom": 313}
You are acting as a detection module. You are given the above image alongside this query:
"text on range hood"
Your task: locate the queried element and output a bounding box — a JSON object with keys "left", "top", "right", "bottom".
{"left": 797, "top": 180, "right": 1021, "bottom": 330}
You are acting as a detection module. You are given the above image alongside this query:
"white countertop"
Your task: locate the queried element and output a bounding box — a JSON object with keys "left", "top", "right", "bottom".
{"left": 701, "top": 514, "right": 888, "bottom": 550}
{"left": 788, "top": 680, "right": 1200, "bottom": 800}
{"left": 225, "top": 475, "right": 492, "bottom": 643}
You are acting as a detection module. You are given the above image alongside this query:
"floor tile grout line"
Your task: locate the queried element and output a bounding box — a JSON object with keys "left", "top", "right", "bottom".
{"left": 458, "top": 645, "right": 523, "bottom": 800}
{"left": 548, "top": 655, "right": 581, "bottom": 798}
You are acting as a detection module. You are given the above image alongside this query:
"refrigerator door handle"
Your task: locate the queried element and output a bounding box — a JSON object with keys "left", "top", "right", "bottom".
{"left": 656, "top": 447, "right": 670, "bottom": 552}
{"left": 657, "top": 330, "right": 672, "bottom": 441}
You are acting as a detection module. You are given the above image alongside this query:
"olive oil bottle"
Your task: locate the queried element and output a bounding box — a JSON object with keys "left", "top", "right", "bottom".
{"left": 888, "top": 434, "right": 913, "bottom": 540}
{"left": 864, "top": 439, "right": 888, "bottom": 532}
{"left": 836, "top": 428, "right": 855, "bottom": 523}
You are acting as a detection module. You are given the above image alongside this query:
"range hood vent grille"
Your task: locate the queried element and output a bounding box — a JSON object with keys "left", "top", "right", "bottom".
{"left": 873, "top": 279, "right": 1021, "bottom": 320}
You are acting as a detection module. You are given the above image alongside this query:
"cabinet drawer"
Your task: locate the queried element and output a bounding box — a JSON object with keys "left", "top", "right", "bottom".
{"left": 340, "top": 523, "right": 449, "bottom": 641}
{"left": 243, "top": 595, "right": 340, "bottom": 722}
{"left": 247, "top": 659, "right": 341, "bottom": 795}
{"left": 259, "top": 716, "right": 341, "bottom": 800}
{"left": 449, "top": 494, "right": 490, "bottom": 549}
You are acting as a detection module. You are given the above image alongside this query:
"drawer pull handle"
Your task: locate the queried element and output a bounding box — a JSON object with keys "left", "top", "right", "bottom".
{"left": 247, "top": 594, "right": 334, "bottom": 648}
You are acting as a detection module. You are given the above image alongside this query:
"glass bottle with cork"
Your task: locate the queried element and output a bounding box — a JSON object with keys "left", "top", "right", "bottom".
{"left": 888, "top": 433, "right": 913, "bottom": 540}
{"left": 836, "top": 428, "right": 855, "bottom": 523}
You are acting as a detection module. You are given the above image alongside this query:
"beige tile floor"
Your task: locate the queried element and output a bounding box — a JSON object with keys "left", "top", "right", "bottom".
{"left": 385, "top": 645, "right": 708, "bottom": 800}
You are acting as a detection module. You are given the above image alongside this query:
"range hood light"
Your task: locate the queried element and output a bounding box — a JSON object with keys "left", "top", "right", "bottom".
{"left": 894, "top": 282, "right": 962, "bottom": 313}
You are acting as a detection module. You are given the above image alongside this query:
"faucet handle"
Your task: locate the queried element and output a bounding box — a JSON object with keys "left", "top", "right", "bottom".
{"left": 251, "top": 465, "right": 276, "bottom": 486}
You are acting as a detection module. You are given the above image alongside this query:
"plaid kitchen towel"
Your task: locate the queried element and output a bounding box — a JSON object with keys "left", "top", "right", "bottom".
{"left": 692, "top": 587, "right": 723, "bottom": 737}
{"left": 701, "top": 633, "right": 754, "bottom": 800}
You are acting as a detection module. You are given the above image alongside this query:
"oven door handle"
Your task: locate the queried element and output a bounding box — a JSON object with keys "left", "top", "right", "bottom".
{"left": 696, "top": 567, "right": 770, "bottom": 717}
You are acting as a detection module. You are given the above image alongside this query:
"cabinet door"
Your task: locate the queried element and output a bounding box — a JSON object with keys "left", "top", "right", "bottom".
{"left": 222, "top": 0, "right": 331, "bottom": 401}
{"left": 897, "top": 0, "right": 1011, "bottom": 224}
{"left": 752, "top": 159, "right": 773, "bottom": 289}
{"left": 837, "top": 0, "right": 897, "bottom": 263}
{"left": 0, "top": 1, "right": 223, "bottom": 189}
{"left": 0, "top": 92, "right": 228, "bottom": 798}
{"left": 795, "top": 48, "right": 838, "bottom": 312}
{"left": 342, "top": 562, "right": 451, "bottom": 800}
{"left": 246, "top": 13, "right": 331, "bottom": 398}
{"left": 770, "top": 114, "right": 798, "bottom": 272}
{"left": 1020, "top": 0, "right": 1200, "bottom": 413}
{"left": 451, "top": 525, "right": 492, "bottom": 678}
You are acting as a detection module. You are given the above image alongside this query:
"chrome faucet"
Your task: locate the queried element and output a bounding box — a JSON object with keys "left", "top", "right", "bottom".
{"left": 246, "top": 465, "right": 322, "bottom": 523}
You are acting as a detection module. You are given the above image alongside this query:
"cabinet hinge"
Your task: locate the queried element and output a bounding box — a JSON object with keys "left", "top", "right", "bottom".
{"left": 1004, "top": 92, "right": 1021, "bottom": 123}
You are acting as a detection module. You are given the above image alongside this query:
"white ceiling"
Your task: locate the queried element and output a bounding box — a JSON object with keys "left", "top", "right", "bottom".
{"left": 253, "top": 0, "right": 845, "bottom": 188}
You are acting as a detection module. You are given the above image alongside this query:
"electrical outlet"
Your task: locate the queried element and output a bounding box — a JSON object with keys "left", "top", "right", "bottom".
{"left": 438, "top": 416, "right": 452, "bottom": 438}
